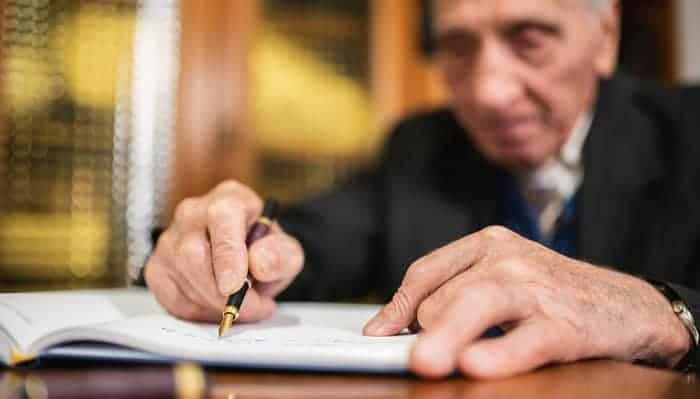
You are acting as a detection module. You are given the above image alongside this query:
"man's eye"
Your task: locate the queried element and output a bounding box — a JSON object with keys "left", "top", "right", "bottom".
{"left": 509, "top": 27, "right": 554, "bottom": 61}
{"left": 516, "top": 31, "right": 542, "bottom": 49}
{"left": 436, "top": 34, "right": 476, "bottom": 60}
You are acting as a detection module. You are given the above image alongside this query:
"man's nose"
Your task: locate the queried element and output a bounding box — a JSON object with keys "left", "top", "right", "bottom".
{"left": 469, "top": 44, "right": 524, "bottom": 112}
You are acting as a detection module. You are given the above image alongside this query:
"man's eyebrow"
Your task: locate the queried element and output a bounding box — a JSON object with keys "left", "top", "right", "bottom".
{"left": 504, "top": 18, "right": 563, "bottom": 36}
{"left": 434, "top": 16, "right": 563, "bottom": 43}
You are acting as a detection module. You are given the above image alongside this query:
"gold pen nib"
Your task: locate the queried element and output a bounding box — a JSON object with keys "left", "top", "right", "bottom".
{"left": 218, "top": 305, "right": 239, "bottom": 338}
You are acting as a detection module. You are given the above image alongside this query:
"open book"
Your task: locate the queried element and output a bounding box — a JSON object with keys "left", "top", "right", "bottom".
{"left": 0, "top": 288, "right": 416, "bottom": 373}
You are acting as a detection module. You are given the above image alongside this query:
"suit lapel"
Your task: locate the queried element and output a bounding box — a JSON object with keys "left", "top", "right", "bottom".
{"left": 579, "top": 78, "right": 665, "bottom": 268}
{"left": 387, "top": 111, "right": 502, "bottom": 290}
{"left": 416, "top": 112, "right": 503, "bottom": 249}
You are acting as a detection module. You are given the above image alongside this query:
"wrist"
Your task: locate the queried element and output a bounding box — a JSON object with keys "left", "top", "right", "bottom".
{"left": 639, "top": 279, "right": 694, "bottom": 369}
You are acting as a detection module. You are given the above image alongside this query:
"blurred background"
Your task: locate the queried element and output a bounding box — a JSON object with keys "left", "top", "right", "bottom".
{"left": 0, "top": 0, "right": 698, "bottom": 291}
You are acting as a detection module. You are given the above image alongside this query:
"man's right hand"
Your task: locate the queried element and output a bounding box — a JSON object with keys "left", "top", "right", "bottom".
{"left": 144, "top": 180, "right": 305, "bottom": 323}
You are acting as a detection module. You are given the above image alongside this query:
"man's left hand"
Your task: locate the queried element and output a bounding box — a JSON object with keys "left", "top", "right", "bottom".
{"left": 363, "top": 226, "right": 691, "bottom": 378}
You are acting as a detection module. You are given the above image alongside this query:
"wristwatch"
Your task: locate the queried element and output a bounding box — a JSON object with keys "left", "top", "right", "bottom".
{"left": 647, "top": 280, "right": 699, "bottom": 373}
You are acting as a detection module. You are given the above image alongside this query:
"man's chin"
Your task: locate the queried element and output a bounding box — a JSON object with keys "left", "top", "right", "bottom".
{"left": 491, "top": 150, "right": 550, "bottom": 173}
{"left": 472, "top": 138, "right": 555, "bottom": 172}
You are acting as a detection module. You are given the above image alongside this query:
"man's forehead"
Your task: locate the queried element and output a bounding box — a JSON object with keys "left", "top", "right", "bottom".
{"left": 435, "top": 0, "right": 582, "bottom": 11}
{"left": 433, "top": 0, "right": 583, "bottom": 28}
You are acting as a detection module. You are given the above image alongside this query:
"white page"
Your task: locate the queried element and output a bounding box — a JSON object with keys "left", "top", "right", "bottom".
{"left": 0, "top": 288, "right": 160, "bottom": 350}
{"left": 1, "top": 289, "right": 416, "bottom": 372}
{"left": 40, "top": 302, "right": 416, "bottom": 372}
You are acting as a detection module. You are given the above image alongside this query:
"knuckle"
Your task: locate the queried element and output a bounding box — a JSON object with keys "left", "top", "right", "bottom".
{"left": 480, "top": 225, "right": 512, "bottom": 241}
{"left": 207, "top": 196, "right": 243, "bottom": 221}
{"left": 214, "top": 180, "right": 242, "bottom": 194}
{"left": 219, "top": 180, "right": 259, "bottom": 201}
{"left": 403, "top": 259, "right": 432, "bottom": 286}
{"left": 174, "top": 198, "right": 200, "bottom": 222}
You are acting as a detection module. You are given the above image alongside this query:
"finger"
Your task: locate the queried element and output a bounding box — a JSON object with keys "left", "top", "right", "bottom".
{"left": 208, "top": 182, "right": 264, "bottom": 228}
{"left": 171, "top": 197, "right": 207, "bottom": 234}
{"left": 416, "top": 270, "right": 484, "bottom": 330}
{"left": 363, "top": 228, "right": 496, "bottom": 336}
{"left": 152, "top": 231, "right": 212, "bottom": 311}
{"left": 207, "top": 195, "right": 261, "bottom": 296}
{"left": 173, "top": 232, "right": 226, "bottom": 310}
{"left": 234, "top": 287, "right": 278, "bottom": 323}
{"left": 166, "top": 263, "right": 216, "bottom": 315}
{"left": 458, "top": 320, "right": 567, "bottom": 379}
{"left": 210, "top": 181, "right": 264, "bottom": 210}
{"left": 409, "top": 282, "right": 529, "bottom": 379}
{"left": 248, "top": 225, "right": 304, "bottom": 296}
{"left": 146, "top": 259, "right": 219, "bottom": 322}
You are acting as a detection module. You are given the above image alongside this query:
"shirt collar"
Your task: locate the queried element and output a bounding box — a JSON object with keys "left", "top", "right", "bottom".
{"left": 517, "top": 110, "right": 593, "bottom": 200}
{"left": 560, "top": 110, "right": 593, "bottom": 169}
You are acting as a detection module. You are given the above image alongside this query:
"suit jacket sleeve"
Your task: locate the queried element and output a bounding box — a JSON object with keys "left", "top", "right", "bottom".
{"left": 276, "top": 168, "right": 383, "bottom": 301}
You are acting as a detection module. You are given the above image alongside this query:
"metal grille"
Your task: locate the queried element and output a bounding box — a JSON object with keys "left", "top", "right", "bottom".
{"left": 0, "top": 0, "right": 179, "bottom": 290}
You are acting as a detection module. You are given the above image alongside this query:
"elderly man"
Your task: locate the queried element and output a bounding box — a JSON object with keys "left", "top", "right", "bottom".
{"left": 144, "top": 0, "right": 700, "bottom": 378}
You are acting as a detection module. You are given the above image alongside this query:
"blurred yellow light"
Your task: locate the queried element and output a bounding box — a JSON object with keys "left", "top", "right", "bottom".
{"left": 54, "top": 5, "right": 135, "bottom": 109}
{"left": 0, "top": 212, "right": 109, "bottom": 279}
{"left": 251, "top": 31, "right": 378, "bottom": 159}
{"left": 2, "top": 46, "right": 55, "bottom": 114}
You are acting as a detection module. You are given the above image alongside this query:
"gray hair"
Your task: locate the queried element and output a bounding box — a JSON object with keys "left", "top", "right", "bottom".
{"left": 586, "top": 0, "right": 614, "bottom": 12}
{"left": 432, "top": 1, "right": 615, "bottom": 13}
{"left": 430, "top": 1, "right": 615, "bottom": 18}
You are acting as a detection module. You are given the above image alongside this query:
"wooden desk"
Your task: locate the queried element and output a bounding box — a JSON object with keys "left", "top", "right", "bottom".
{"left": 2, "top": 360, "right": 699, "bottom": 398}
{"left": 209, "top": 361, "right": 699, "bottom": 399}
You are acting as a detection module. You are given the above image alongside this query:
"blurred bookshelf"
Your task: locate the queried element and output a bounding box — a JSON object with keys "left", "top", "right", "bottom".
{"left": 0, "top": 0, "right": 178, "bottom": 291}
{"left": 251, "top": 0, "right": 377, "bottom": 202}
{"left": 172, "top": 0, "right": 448, "bottom": 212}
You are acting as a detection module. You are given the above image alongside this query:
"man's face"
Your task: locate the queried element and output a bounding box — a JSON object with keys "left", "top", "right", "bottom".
{"left": 434, "top": 0, "right": 619, "bottom": 171}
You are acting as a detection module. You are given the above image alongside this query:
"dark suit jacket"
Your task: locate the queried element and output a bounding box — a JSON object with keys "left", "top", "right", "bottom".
{"left": 277, "top": 77, "right": 700, "bottom": 366}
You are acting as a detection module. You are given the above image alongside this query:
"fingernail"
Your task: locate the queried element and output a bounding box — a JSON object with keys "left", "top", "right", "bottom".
{"left": 218, "top": 269, "right": 238, "bottom": 295}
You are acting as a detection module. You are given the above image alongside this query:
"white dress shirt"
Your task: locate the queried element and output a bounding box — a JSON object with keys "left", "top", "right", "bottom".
{"left": 518, "top": 112, "right": 593, "bottom": 238}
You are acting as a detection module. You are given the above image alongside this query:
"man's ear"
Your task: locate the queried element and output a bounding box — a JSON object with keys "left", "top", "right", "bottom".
{"left": 593, "top": 1, "right": 621, "bottom": 78}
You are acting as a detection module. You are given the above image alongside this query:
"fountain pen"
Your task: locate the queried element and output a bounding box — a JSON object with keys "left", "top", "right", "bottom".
{"left": 218, "top": 199, "right": 279, "bottom": 337}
